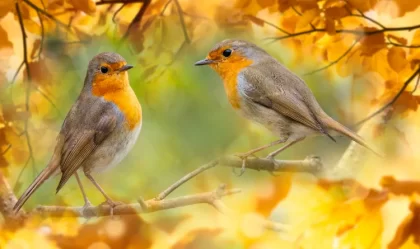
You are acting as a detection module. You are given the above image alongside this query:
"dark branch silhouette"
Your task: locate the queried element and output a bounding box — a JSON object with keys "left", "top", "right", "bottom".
{"left": 356, "top": 67, "right": 420, "bottom": 126}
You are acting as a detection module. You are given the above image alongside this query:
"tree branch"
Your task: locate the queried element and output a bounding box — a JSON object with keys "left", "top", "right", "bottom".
{"left": 33, "top": 185, "right": 241, "bottom": 217}
{"left": 304, "top": 38, "right": 360, "bottom": 75}
{"left": 122, "top": 0, "right": 151, "bottom": 40}
{"left": 16, "top": 1, "right": 36, "bottom": 177}
{"left": 157, "top": 155, "right": 323, "bottom": 200}
{"left": 266, "top": 24, "right": 420, "bottom": 41}
{"left": 355, "top": 66, "right": 420, "bottom": 126}
{"left": 0, "top": 172, "right": 27, "bottom": 228}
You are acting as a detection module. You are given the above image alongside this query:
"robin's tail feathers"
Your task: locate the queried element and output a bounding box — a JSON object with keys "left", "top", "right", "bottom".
{"left": 322, "top": 116, "right": 383, "bottom": 157}
{"left": 13, "top": 163, "right": 58, "bottom": 213}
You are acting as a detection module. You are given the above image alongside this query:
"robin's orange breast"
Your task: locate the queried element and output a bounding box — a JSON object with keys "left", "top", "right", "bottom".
{"left": 92, "top": 74, "right": 142, "bottom": 130}
{"left": 214, "top": 59, "right": 252, "bottom": 109}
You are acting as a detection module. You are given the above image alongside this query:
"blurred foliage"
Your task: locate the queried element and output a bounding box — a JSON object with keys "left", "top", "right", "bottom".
{"left": 0, "top": 0, "right": 420, "bottom": 248}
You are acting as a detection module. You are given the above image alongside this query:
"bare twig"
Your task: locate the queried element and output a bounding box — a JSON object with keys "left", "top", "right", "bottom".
{"left": 356, "top": 66, "right": 420, "bottom": 126}
{"left": 112, "top": 3, "right": 127, "bottom": 23}
{"left": 412, "top": 74, "right": 420, "bottom": 94}
{"left": 10, "top": 61, "right": 25, "bottom": 85}
{"left": 304, "top": 38, "right": 360, "bottom": 75}
{"left": 386, "top": 41, "right": 420, "bottom": 48}
{"left": 160, "top": 0, "right": 173, "bottom": 16}
{"left": 22, "top": 0, "right": 71, "bottom": 31}
{"left": 266, "top": 24, "right": 420, "bottom": 41}
{"left": 16, "top": 2, "right": 36, "bottom": 178}
{"left": 122, "top": 0, "right": 151, "bottom": 40}
{"left": 157, "top": 155, "right": 323, "bottom": 200}
{"left": 291, "top": 5, "right": 316, "bottom": 30}
{"left": 1, "top": 144, "right": 11, "bottom": 155}
{"left": 173, "top": 0, "right": 190, "bottom": 44}
{"left": 33, "top": 186, "right": 241, "bottom": 217}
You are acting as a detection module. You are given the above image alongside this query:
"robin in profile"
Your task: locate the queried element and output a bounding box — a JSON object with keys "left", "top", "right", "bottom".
{"left": 14, "top": 52, "right": 142, "bottom": 213}
{"left": 195, "top": 39, "right": 379, "bottom": 174}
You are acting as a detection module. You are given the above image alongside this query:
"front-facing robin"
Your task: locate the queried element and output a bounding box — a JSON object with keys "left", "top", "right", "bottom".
{"left": 14, "top": 52, "right": 142, "bottom": 213}
{"left": 195, "top": 39, "right": 379, "bottom": 174}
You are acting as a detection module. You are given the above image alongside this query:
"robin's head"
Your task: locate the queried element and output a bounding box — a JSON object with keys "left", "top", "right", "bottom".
{"left": 85, "top": 52, "right": 133, "bottom": 95}
{"left": 195, "top": 39, "right": 269, "bottom": 75}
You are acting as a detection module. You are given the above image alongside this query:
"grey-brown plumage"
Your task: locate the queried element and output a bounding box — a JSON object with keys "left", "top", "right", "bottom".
{"left": 195, "top": 39, "right": 379, "bottom": 163}
{"left": 14, "top": 52, "right": 141, "bottom": 212}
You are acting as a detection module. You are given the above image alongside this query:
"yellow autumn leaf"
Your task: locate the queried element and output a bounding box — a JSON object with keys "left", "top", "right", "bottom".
{"left": 0, "top": 26, "right": 12, "bottom": 49}
{"left": 388, "top": 46, "right": 408, "bottom": 73}
{"left": 67, "top": 0, "right": 96, "bottom": 14}
{"left": 296, "top": 9, "right": 320, "bottom": 29}
{"left": 0, "top": 0, "right": 14, "bottom": 18}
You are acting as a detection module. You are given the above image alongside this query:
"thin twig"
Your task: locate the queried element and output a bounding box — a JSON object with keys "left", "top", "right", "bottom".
{"left": 304, "top": 38, "right": 360, "bottom": 75}
{"left": 386, "top": 41, "right": 420, "bottom": 48}
{"left": 160, "top": 0, "right": 173, "bottom": 16}
{"left": 22, "top": 0, "right": 71, "bottom": 31}
{"left": 156, "top": 155, "right": 323, "bottom": 200}
{"left": 267, "top": 24, "right": 420, "bottom": 41}
{"left": 291, "top": 5, "right": 316, "bottom": 30}
{"left": 33, "top": 187, "right": 241, "bottom": 217}
{"left": 1, "top": 144, "right": 11, "bottom": 155}
{"left": 10, "top": 61, "right": 25, "bottom": 85}
{"left": 412, "top": 74, "right": 420, "bottom": 94}
{"left": 122, "top": 0, "right": 151, "bottom": 40}
{"left": 356, "top": 67, "right": 420, "bottom": 126}
{"left": 173, "top": 0, "right": 190, "bottom": 44}
{"left": 96, "top": 0, "right": 143, "bottom": 5}
{"left": 112, "top": 3, "right": 127, "bottom": 23}
{"left": 16, "top": 2, "right": 36, "bottom": 178}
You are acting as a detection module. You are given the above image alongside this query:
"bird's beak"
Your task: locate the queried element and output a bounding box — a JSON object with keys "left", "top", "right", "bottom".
{"left": 118, "top": 64, "right": 134, "bottom": 72}
{"left": 194, "top": 58, "right": 215, "bottom": 66}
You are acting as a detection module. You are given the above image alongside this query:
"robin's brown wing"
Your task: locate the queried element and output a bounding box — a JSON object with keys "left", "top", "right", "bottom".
{"left": 55, "top": 96, "right": 119, "bottom": 193}
{"left": 241, "top": 63, "right": 333, "bottom": 139}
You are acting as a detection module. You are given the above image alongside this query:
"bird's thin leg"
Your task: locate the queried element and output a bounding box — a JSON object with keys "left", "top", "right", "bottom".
{"left": 75, "top": 172, "right": 92, "bottom": 208}
{"left": 85, "top": 172, "right": 120, "bottom": 216}
{"left": 266, "top": 137, "right": 305, "bottom": 161}
{"left": 233, "top": 138, "right": 286, "bottom": 176}
{"left": 264, "top": 137, "right": 305, "bottom": 176}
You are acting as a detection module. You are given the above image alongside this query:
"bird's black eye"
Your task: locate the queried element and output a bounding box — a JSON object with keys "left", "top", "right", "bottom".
{"left": 100, "top": 66, "right": 108, "bottom": 73}
{"left": 222, "top": 49, "right": 232, "bottom": 57}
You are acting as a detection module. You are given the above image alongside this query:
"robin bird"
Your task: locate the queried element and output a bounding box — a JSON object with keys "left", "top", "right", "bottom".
{"left": 14, "top": 52, "right": 142, "bottom": 213}
{"left": 195, "top": 39, "right": 379, "bottom": 174}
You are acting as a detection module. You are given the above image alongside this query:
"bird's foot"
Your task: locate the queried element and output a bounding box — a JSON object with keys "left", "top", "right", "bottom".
{"left": 99, "top": 199, "right": 124, "bottom": 217}
{"left": 233, "top": 152, "right": 259, "bottom": 176}
{"left": 81, "top": 200, "right": 94, "bottom": 218}
{"left": 265, "top": 155, "right": 281, "bottom": 176}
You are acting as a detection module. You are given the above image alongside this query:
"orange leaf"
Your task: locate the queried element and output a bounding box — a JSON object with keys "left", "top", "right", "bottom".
{"left": 359, "top": 27, "right": 386, "bottom": 56}
{"left": 387, "top": 34, "right": 407, "bottom": 45}
{"left": 0, "top": 26, "right": 12, "bottom": 49}
{"left": 296, "top": 0, "right": 319, "bottom": 11}
{"left": 278, "top": 0, "right": 291, "bottom": 11}
{"left": 387, "top": 46, "right": 408, "bottom": 72}
{"left": 256, "top": 0, "right": 276, "bottom": 8}
{"left": 387, "top": 201, "right": 420, "bottom": 249}
{"left": 324, "top": 6, "right": 349, "bottom": 20}
{"left": 245, "top": 15, "right": 265, "bottom": 26}
{"left": 347, "top": 0, "right": 379, "bottom": 12}
{"left": 255, "top": 174, "right": 292, "bottom": 217}
{"left": 325, "top": 18, "right": 336, "bottom": 35}
{"left": 67, "top": 0, "right": 96, "bottom": 14}
{"left": 0, "top": 0, "right": 14, "bottom": 18}
{"left": 410, "top": 29, "right": 420, "bottom": 55}
{"left": 324, "top": 0, "right": 347, "bottom": 8}
{"left": 296, "top": 8, "right": 320, "bottom": 29}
